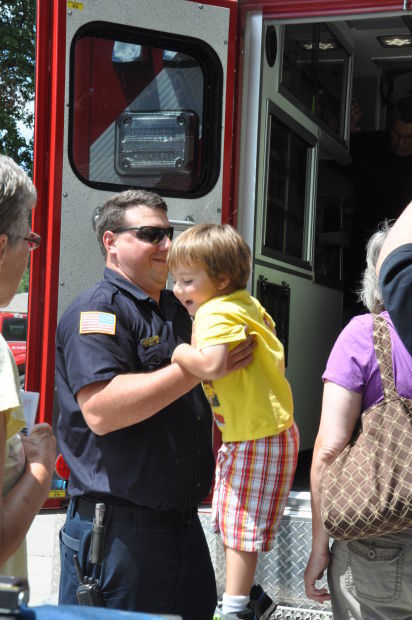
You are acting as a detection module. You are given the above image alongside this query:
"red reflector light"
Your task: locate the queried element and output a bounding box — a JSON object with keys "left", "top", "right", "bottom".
{"left": 55, "top": 453, "right": 70, "bottom": 480}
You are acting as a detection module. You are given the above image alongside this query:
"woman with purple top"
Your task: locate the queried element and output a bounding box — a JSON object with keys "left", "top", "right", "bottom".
{"left": 304, "top": 222, "right": 412, "bottom": 619}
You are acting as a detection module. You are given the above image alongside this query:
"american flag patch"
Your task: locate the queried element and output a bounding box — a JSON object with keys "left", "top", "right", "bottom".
{"left": 79, "top": 311, "right": 116, "bottom": 335}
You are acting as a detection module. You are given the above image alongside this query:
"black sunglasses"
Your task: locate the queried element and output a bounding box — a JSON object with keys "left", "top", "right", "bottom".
{"left": 112, "top": 226, "right": 174, "bottom": 245}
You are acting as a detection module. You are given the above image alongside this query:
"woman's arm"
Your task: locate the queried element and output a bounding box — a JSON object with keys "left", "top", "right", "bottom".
{"left": 172, "top": 342, "right": 229, "bottom": 380}
{"left": 304, "top": 381, "right": 362, "bottom": 602}
{"left": 0, "top": 420, "right": 56, "bottom": 566}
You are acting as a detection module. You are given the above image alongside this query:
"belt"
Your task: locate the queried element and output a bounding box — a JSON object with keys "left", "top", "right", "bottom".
{"left": 74, "top": 496, "right": 198, "bottom": 526}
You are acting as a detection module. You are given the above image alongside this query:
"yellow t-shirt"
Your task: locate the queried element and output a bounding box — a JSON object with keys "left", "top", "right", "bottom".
{"left": 0, "top": 334, "right": 27, "bottom": 579}
{"left": 194, "top": 290, "right": 294, "bottom": 442}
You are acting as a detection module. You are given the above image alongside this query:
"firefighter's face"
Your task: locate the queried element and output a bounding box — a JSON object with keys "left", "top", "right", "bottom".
{"left": 104, "top": 205, "right": 172, "bottom": 301}
{"left": 390, "top": 119, "right": 412, "bottom": 157}
{"left": 171, "top": 264, "right": 228, "bottom": 317}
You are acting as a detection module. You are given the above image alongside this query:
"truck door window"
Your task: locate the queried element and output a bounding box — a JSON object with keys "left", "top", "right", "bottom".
{"left": 70, "top": 24, "right": 222, "bottom": 197}
{"left": 263, "top": 113, "right": 314, "bottom": 264}
{"left": 280, "top": 23, "right": 350, "bottom": 141}
{"left": 2, "top": 318, "right": 27, "bottom": 341}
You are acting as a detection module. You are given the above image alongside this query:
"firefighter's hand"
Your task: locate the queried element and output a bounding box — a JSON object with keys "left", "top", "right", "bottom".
{"left": 22, "top": 423, "right": 56, "bottom": 487}
{"left": 226, "top": 327, "right": 256, "bottom": 372}
{"left": 304, "top": 549, "right": 331, "bottom": 602}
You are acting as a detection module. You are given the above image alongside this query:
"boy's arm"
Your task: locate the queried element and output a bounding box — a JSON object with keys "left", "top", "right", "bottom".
{"left": 172, "top": 342, "right": 228, "bottom": 380}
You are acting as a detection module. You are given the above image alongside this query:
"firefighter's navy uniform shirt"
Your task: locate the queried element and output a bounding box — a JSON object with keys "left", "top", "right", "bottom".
{"left": 55, "top": 267, "right": 215, "bottom": 511}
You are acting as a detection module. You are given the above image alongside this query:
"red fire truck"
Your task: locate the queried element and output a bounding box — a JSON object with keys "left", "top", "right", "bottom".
{"left": 0, "top": 312, "right": 27, "bottom": 387}
{"left": 29, "top": 0, "right": 412, "bottom": 614}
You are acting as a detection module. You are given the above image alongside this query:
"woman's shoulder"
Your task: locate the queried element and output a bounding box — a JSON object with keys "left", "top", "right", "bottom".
{"left": 340, "top": 312, "right": 374, "bottom": 342}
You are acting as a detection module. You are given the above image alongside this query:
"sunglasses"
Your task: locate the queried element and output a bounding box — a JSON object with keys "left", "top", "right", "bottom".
{"left": 112, "top": 226, "right": 174, "bottom": 245}
{"left": 18, "top": 231, "right": 41, "bottom": 251}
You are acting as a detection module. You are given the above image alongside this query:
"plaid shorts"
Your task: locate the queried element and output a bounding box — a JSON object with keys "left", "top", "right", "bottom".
{"left": 211, "top": 423, "right": 299, "bottom": 552}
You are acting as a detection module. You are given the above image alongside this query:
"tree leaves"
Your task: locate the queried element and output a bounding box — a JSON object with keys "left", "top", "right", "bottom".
{"left": 0, "top": 0, "right": 35, "bottom": 172}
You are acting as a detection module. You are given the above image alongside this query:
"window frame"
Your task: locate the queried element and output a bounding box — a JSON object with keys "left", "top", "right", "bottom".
{"left": 68, "top": 21, "right": 223, "bottom": 198}
{"left": 261, "top": 100, "right": 317, "bottom": 270}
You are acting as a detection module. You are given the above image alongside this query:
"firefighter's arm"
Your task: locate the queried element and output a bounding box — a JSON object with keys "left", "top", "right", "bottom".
{"left": 77, "top": 336, "right": 253, "bottom": 436}
{"left": 171, "top": 342, "right": 228, "bottom": 380}
{"left": 0, "top": 420, "right": 55, "bottom": 566}
{"left": 304, "top": 381, "right": 362, "bottom": 603}
{"left": 77, "top": 362, "right": 200, "bottom": 435}
{"left": 376, "top": 201, "right": 412, "bottom": 274}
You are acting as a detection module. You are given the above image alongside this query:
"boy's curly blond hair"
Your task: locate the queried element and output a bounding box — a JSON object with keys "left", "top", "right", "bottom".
{"left": 167, "top": 223, "right": 251, "bottom": 290}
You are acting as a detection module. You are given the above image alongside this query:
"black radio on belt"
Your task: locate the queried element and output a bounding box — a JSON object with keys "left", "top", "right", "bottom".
{"left": 73, "top": 553, "right": 105, "bottom": 607}
{"left": 74, "top": 502, "right": 106, "bottom": 607}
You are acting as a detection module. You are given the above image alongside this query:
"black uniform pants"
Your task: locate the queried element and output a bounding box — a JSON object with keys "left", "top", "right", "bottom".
{"left": 59, "top": 498, "right": 217, "bottom": 620}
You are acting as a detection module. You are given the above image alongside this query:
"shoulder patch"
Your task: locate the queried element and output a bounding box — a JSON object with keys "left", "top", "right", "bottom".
{"left": 79, "top": 311, "right": 116, "bottom": 335}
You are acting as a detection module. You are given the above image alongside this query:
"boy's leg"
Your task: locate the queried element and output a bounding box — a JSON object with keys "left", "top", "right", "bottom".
{"left": 221, "top": 548, "right": 257, "bottom": 615}
{"left": 225, "top": 547, "right": 258, "bottom": 595}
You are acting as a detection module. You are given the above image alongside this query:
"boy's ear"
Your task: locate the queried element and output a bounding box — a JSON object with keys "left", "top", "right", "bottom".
{"left": 217, "top": 276, "right": 230, "bottom": 291}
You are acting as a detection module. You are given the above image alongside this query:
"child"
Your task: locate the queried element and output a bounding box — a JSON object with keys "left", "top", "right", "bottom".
{"left": 168, "top": 223, "right": 299, "bottom": 620}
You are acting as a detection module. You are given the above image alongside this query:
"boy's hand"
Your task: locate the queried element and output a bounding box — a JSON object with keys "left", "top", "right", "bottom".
{"left": 171, "top": 343, "right": 191, "bottom": 365}
{"left": 226, "top": 328, "right": 256, "bottom": 373}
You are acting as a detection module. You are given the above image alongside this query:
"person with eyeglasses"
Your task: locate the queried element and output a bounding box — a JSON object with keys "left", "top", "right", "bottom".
{"left": 0, "top": 155, "right": 56, "bottom": 586}
{"left": 55, "top": 189, "right": 255, "bottom": 618}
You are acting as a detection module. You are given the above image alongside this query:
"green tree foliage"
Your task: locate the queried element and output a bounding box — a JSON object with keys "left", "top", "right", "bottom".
{"left": 0, "top": 0, "right": 35, "bottom": 172}
{"left": 17, "top": 264, "right": 30, "bottom": 293}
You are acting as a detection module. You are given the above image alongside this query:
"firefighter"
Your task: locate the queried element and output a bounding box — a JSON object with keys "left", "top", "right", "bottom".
{"left": 55, "top": 189, "right": 253, "bottom": 619}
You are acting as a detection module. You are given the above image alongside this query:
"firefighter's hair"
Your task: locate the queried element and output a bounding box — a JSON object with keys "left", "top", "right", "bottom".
{"left": 358, "top": 220, "right": 392, "bottom": 313}
{"left": 167, "top": 223, "right": 251, "bottom": 290}
{"left": 93, "top": 189, "right": 168, "bottom": 257}
{"left": 0, "top": 155, "right": 37, "bottom": 244}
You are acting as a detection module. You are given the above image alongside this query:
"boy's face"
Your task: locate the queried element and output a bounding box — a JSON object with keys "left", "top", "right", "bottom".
{"left": 171, "top": 264, "right": 225, "bottom": 316}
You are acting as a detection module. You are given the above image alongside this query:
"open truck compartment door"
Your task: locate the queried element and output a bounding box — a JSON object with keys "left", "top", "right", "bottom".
{"left": 29, "top": 0, "right": 234, "bottom": 425}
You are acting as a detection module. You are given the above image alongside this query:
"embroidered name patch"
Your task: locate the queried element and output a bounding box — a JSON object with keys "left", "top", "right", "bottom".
{"left": 79, "top": 312, "right": 116, "bottom": 335}
{"left": 140, "top": 335, "right": 160, "bottom": 348}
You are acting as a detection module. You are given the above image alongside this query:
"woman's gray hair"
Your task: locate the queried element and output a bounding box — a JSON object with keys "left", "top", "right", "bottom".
{"left": 0, "top": 155, "right": 37, "bottom": 244}
{"left": 358, "top": 221, "right": 392, "bottom": 313}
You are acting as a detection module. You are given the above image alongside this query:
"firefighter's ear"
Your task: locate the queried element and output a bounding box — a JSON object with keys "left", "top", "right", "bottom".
{"left": 0, "top": 234, "right": 8, "bottom": 270}
{"left": 102, "top": 230, "right": 117, "bottom": 256}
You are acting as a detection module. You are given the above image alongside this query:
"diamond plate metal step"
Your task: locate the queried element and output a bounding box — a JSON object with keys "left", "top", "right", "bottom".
{"left": 199, "top": 491, "right": 331, "bottom": 619}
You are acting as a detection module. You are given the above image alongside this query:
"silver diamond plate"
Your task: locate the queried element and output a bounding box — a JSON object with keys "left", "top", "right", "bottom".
{"left": 199, "top": 492, "right": 331, "bottom": 618}
{"left": 275, "top": 607, "right": 332, "bottom": 619}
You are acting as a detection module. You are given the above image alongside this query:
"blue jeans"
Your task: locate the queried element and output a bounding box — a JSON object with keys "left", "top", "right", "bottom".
{"left": 328, "top": 530, "right": 412, "bottom": 619}
{"left": 59, "top": 499, "right": 217, "bottom": 620}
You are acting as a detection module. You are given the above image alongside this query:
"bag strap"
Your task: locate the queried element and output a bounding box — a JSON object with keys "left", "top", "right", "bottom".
{"left": 372, "top": 314, "right": 398, "bottom": 400}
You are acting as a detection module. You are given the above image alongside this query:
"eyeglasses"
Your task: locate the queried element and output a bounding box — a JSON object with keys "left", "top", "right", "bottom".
{"left": 18, "top": 231, "right": 41, "bottom": 251}
{"left": 112, "top": 226, "right": 174, "bottom": 245}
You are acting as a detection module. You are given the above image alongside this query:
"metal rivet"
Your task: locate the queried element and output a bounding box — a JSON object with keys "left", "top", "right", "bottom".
{"left": 63, "top": 193, "right": 68, "bottom": 197}
{"left": 68, "top": 10, "right": 72, "bottom": 16}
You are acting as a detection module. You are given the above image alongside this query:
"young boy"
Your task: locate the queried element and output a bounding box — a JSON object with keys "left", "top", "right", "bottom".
{"left": 168, "top": 223, "right": 299, "bottom": 620}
